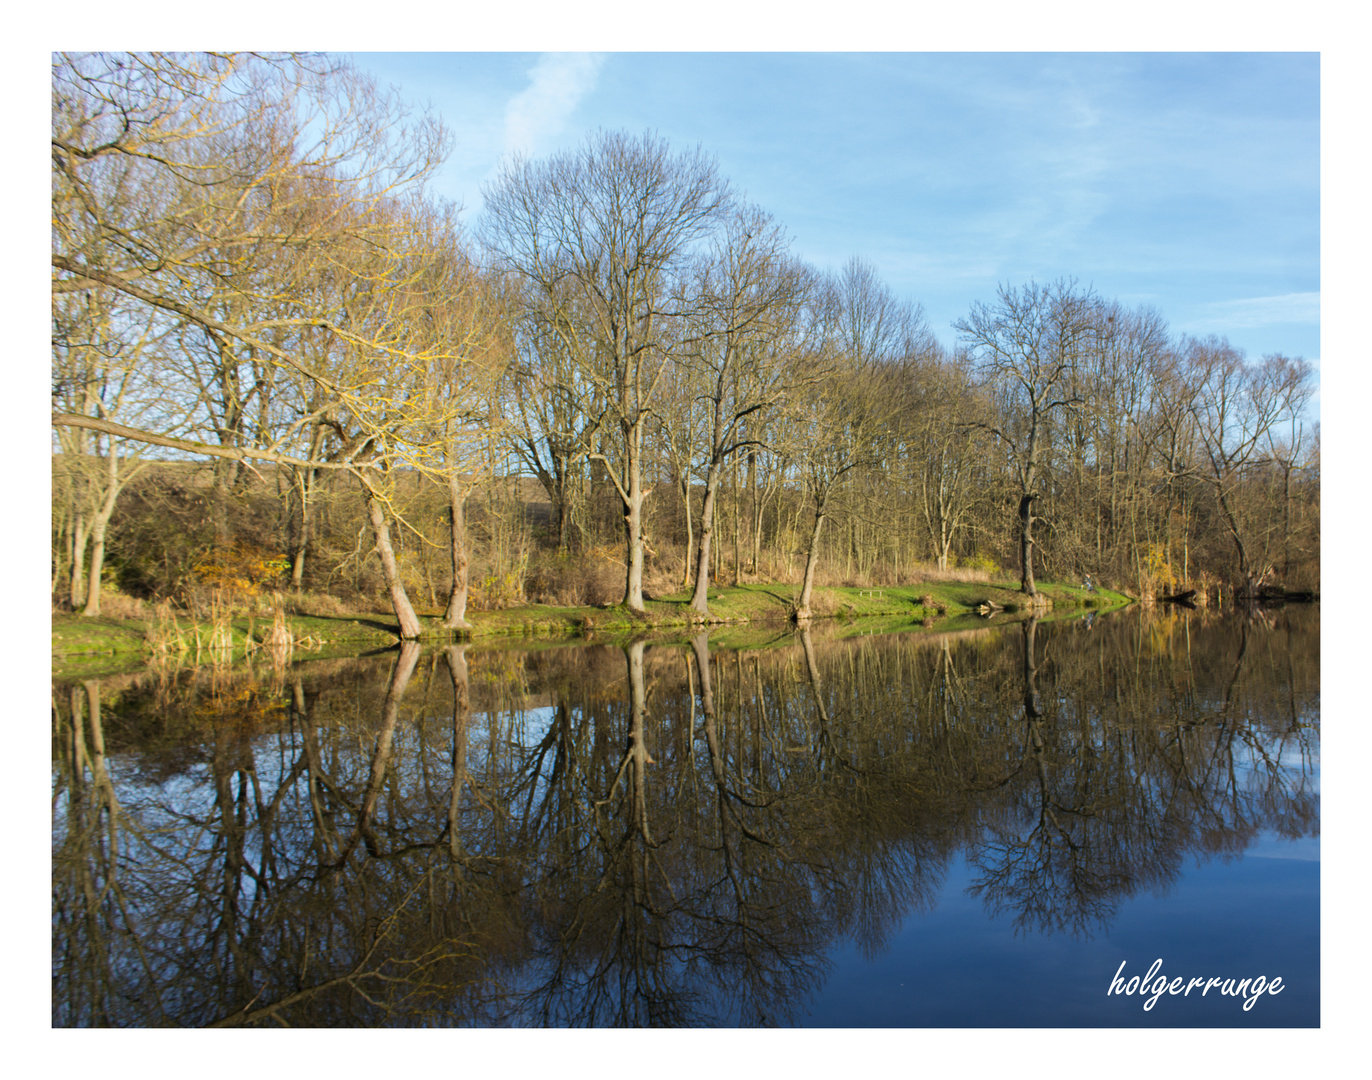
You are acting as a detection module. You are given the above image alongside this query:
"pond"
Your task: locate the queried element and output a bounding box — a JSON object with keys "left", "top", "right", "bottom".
{"left": 51, "top": 605, "right": 1319, "bottom": 1027}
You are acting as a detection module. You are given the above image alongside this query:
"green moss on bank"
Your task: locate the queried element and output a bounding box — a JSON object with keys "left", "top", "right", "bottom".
{"left": 51, "top": 579, "right": 1131, "bottom": 676}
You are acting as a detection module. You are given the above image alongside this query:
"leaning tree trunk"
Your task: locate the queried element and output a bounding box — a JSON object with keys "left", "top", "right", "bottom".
{"left": 795, "top": 506, "right": 827, "bottom": 620}
{"left": 355, "top": 640, "right": 422, "bottom": 855}
{"left": 442, "top": 472, "right": 472, "bottom": 630}
{"left": 364, "top": 491, "right": 423, "bottom": 640}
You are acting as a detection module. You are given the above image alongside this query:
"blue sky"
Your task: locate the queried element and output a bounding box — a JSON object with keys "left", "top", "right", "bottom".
{"left": 351, "top": 51, "right": 1320, "bottom": 374}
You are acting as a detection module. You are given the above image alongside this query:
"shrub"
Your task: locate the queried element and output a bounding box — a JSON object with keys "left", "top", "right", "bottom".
{"left": 469, "top": 570, "right": 525, "bottom": 612}
{"left": 184, "top": 542, "right": 289, "bottom": 614}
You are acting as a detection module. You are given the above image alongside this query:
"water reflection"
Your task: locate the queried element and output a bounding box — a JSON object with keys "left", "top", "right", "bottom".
{"left": 51, "top": 607, "right": 1319, "bottom": 1027}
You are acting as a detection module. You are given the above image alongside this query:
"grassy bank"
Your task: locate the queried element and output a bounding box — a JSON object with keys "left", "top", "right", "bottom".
{"left": 51, "top": 579, "right": 1131, "bottom": 676}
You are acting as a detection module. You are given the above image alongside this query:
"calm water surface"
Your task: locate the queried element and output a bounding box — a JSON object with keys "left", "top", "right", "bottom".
{"left": 52, "top": 606, "right": 1319, "bottom": 1027}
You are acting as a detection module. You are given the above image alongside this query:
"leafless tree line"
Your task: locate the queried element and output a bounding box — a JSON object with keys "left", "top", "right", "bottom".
{"left": 53, "top": 53, "right": 1318, "bottom": 632}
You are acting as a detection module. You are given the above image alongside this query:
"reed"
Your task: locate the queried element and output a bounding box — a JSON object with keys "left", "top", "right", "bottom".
{"left": 144, "top": 599, "right": 190, "bottom": 660}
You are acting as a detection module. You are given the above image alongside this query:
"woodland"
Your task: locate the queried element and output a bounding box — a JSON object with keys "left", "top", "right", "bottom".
{"left": 51, "top": 53, "right": 1320, "bottom": 637}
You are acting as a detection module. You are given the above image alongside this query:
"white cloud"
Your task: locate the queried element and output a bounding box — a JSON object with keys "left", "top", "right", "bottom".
{"left": 1185, "top": 292, "right": 1321, "bottom": 330}
{"left": 502, "top": 53, "right": 605, "bottom": 157}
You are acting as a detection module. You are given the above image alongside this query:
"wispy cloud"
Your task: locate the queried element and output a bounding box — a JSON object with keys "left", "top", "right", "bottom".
{"left": 503, "top": 53, "right": 605, "bottom": 158}
{"left": 1183, "top": 292, "right": 1320, "bottom": 331}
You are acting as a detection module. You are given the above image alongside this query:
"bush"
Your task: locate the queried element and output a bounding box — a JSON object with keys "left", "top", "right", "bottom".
{"left": 952, "top": 554, "right": 1000, "bottom": 577}
{"left": 189, "top": 542, "right": 289, "bottom": 608}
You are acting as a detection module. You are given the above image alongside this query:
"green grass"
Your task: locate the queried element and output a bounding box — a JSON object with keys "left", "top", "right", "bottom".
{"left": 51, "top": 579, "right": 1132, "bottom": 677}
{"left": 51, "top": 609, "right": 400, "bottom": 676}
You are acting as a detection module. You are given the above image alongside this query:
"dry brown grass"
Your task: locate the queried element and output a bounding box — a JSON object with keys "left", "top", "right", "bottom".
{"left": 522, "top": 549, "right": 623, "bottom": 607}
{"left": 284, "top": 591, "right": 354, "bottom": 619}
{"left": 258, "top": 597, "right": 294, "bottom": 651}
{"left": 805, "top": 591, "right": 842, "bottom": 617}
{"left": 89, "top": 589, "right": 147, "bottom": 619}
{"left": 904, "top": 563, "right": 995, "bottom": 585}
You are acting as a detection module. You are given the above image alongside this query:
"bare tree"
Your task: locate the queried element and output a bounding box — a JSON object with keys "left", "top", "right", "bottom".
{"left": 481, "top": 130, "right": 732, "bottom": 611}
{"left": 956, "top": 280, "right": 1096, "bottom": 596}
{"left": 1184, "top": 338, "right": 1313, "bottom": 592}
{"left": 51, "top": 53, "right": 504, "bottom": 634}
{"left": 52, "top": 286, "right": 170, "bottom": 613}
{"left": 685, "top": 206, "right": 810, "bottom": 616}
{"left": 789, "top": 260, "right": 924, "bottom": 617}
{"left": 501, "top": 278, "right": 605, "bottom": 553}
{"left": 904, "top": 347, "right": 989, "bottom": 571}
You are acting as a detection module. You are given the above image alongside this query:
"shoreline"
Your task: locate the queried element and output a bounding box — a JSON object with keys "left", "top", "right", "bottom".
{"left": 51, "top": 579, "right": 1131, "bottom": 678}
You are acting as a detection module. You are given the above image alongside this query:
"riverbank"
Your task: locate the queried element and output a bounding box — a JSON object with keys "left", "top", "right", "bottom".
{"left": 51, "top": 579, "right": 1130, "bottom": 676}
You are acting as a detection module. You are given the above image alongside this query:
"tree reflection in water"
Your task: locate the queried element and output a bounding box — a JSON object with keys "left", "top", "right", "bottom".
{"left": 51, "top": 606, "right": 1319, "bottom": 1026}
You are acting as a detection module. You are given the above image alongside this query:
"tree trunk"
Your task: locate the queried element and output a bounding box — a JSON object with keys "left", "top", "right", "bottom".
{"left": 623, "top": 493, "right": 645, "bottom": 612}
{"left": 81, "top": 458, "right": 125, "bottom": 617}
{"left": 552, "top": 480, "right": 568, "bottom": 552}
{"left": 679, "top": 471, "right": 694, "bottom": 590}
{"left": 81, "top": 515, "right": 109, "bottom": 616}
{"left": 365, "top": 491, "right": 423, "bottom": 640}
{"left": 1281, "top": 460, "right": 1292, "bottom": 578}
{"left": 550, "top": 453, "right": 573, "bottom": 552}
{"left": 620, "top": 423, "right": 647, "bottom": 613}
{"left": 795, "top": 506, "right": 826, "bottom": 619}
{"left": 69, "top": 512, "right": 89, "bottom": 610}
{"left": 625, "top": 639, "right": 653, "bottom": 842}
{"left": 442, "top": 473, "right": 472, "bottom": 630}
{"left": 444, "top": 645, "right": 470, "bottom": 860}
{"left": 1018, "top": 492, "right": 1038, "bottom": 595}
{"left": 1215, "top": 483, "right": 1251, "bottom": 585}
{"left": 210, "top": 457, "right": 239, "bottom": 546}
{"left": 289, "top": 464, "right": 318, "bottom": 590}
{"left": 747, "top": 449, "right": 759, "bottom": 575}
{"left": 356, "top": 640, "right": 422, "bottom": 854}
{"left": 731, "top": 454, "right": 741, "bottom": 585}
{"left": 689, "top": 462, "right": 723, "bottom": 615}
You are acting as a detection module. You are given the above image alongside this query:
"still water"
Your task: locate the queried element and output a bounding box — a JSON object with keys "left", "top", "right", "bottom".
{"left": 51, "top": 606, "right": 1319, "bottom": 1027}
